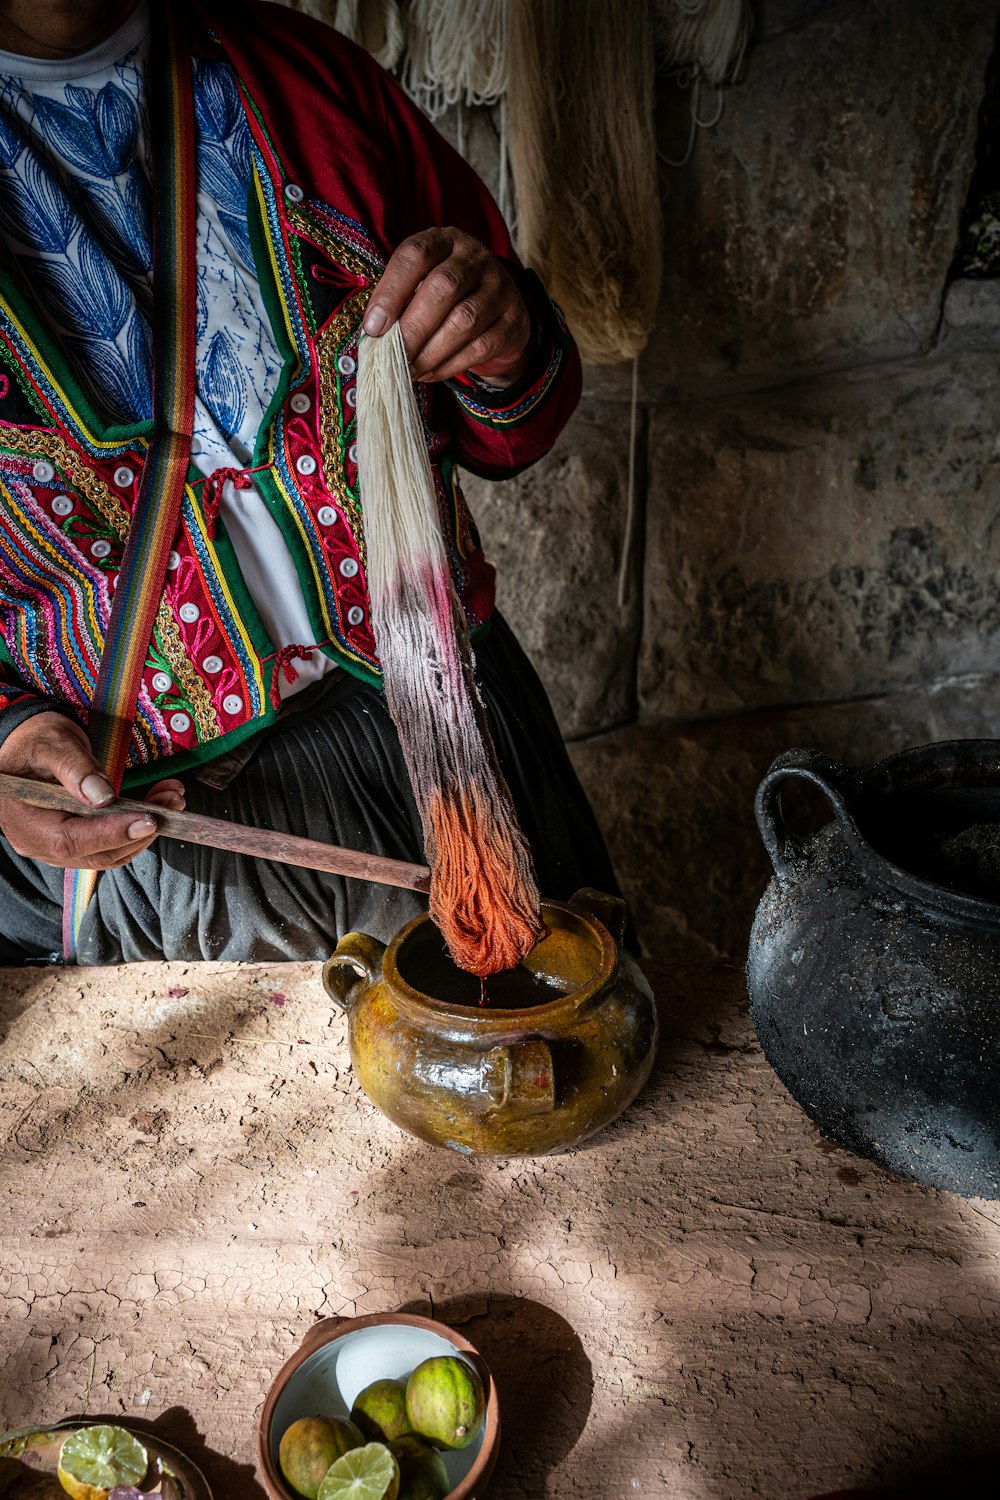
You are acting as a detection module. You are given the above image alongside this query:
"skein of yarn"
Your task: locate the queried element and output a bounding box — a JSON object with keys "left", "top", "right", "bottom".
{"left": 285, "top": 0, "right": 405, "bottom": 70}
{"left": 402, "top": 0, "right": 509, "bottom": 117}
{"left": 356, "top": 323, "right": 543, "bottom": 977}
{"left": 655, "top": 0, "right": 751, "bottom": 85}
{"left": 506, "top": 0, "right": 662, "bottom": 365}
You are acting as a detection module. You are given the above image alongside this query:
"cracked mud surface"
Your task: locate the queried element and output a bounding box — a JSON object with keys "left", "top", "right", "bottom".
{"left": 2, "top": 960, "right": 999, "bottom": 1498}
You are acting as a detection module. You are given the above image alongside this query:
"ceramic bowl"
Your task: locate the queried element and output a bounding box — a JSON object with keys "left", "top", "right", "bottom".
{"left": 257, "top": 1312, "right": 500, "bottom": 1500}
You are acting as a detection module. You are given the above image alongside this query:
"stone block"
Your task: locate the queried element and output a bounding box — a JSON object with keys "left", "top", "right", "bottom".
{"left": 464, "top": 400, "right": 641, "bottom": 738}
{"left": 570, "top": 678, "right": 1000, "bottom": 962}
{"left": 645, "top": 0, "right": 993, "bottom": 397}
{"left": 941, "top": 277, "right": 1000, "bottom": 349}
{"left": 640, "top": 351, "right": 1000, "bottom": 720}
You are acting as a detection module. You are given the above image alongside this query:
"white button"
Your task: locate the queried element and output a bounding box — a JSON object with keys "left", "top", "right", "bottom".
{"left": 167, "top": 550, "right": 181, "bottom": 570}
{"left": 114, "top": 465, "right": 134, "bottom": 488}
{"left": 296, "top": 453, "right": 317, "bottom": 476}
{"left": 90, "top": 538, "right": 111, "bottom": 557}
{"left": 284, "top": 182, "right": 304, "bottom": 203}
{"left": 222, "top": 694, "right": 243, "bottom": 714}
{"left": 110, "top": 574, "right": 118, "bottom": 589}
{"left": 317, "top": 506, "right": 337, "bottom": 526}
{"left": 32, "top": 460, "right": 55, "bottom": 483}
{"left": 346, "top": 387, "right": 357, "bottom": 409}
{"left": 170, "top": 712, "right": 191, "bottom": 734}
{"left": 337, "top": 354, "right": 356, "bottom": 376}
{"left": 339, "top": 557, "right": 359, "bottom": 578}
{"left": 51, "top": 495, "right": 74, "bottom": 516}
{"left": 179, "top": 602, "right": 200, "bottom": 623}
{"left": 202, "top": 654, "right": 223, "bottom": 674}
{"left": 347, "top": 444, "right": 358, "bottom": 465}
{"left": 151, "top": 671, "right": 172, "bottom": 693}
{"left": 290, "top": 392, "right": 311, "bottom": 414}
{"left": 347, "top": 606, "right": 365, "bottom": 627}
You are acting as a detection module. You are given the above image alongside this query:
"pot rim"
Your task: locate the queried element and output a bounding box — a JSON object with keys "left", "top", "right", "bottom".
{"left": 841, "top": 739, "right": 1000, "bottom": 924}
{"left": 255, "top": 1311, "right": 501, "bottom": 1500}
{"left": 379, "top": 897, "right": 618, "bottom": 1029}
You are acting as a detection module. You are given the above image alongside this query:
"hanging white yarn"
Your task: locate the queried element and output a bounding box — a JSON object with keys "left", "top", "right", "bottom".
{"left": 507, "top": 0, "right": 662, "bottom": 365}
{"left": 402, "top": 0, "right": 509, "bottom": 117}
{"left": 655, "top": 0, "right": 751, "bottom": 86}
{"left": 284, "top": 0, "right": 405, "bottom": 70}
{"left": 356, "top": 323, "right": 542, "bottom": 976}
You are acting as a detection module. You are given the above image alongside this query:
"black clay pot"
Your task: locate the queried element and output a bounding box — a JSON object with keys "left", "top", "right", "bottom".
{"left": 747, "top": 742, "right": 1000, "bottom": 1198}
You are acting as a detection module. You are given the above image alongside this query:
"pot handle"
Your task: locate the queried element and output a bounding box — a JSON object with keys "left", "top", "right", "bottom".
{"left": 568, "top": 887, "right": 627, "bottom": 944}
{"left": 755, "top": 748, "right": 864, "bottom": 887}
{"left": 479, "top": 1038, "right": 555, "bottom": 1117}
{"left": 322, "top": 931, "right": 386, "bottom": 1012}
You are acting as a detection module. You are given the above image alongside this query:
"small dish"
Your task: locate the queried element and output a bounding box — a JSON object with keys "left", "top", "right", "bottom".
{"left": 0, "top": 1422, "right": 212, "bottom": 1497}
{"left": 257, "top": 1312, "right": 500, "bottom": 1500}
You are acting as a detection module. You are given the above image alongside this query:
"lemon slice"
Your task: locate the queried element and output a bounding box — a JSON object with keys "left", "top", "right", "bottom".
{"left": 57, "top": 1426, "right": 148, "bottom": 1500}
{"left": 316, "top": 1441, "right": 400, "bottom": 1500}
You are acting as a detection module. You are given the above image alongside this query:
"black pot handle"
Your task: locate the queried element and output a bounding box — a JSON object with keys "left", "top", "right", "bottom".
{"left": 755, "top": 748, "right": 864, "bottom": 887}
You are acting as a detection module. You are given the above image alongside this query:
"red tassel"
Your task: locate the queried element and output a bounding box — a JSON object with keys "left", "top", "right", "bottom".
{"left": 201, "top": 467, "right": 252, "bottom": 538}
{"left": 270, "top": 644, "right": 316, "bottom": 709}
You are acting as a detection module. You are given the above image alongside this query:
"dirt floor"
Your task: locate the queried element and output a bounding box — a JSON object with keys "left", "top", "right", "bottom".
{"left": 1, "top": 958, "right": 999, "bottom": 1499}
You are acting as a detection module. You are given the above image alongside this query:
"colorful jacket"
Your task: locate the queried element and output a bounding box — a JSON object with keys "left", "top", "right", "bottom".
{"left": 0, "top": 0, "right": 580, "bottom": 787}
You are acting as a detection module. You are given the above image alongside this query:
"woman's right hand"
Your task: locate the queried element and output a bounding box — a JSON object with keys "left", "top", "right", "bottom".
{"left": 0, "top": 711, "right": 185, "bottom": 869}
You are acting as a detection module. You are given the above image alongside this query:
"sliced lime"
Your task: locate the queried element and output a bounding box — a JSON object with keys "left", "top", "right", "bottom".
{"left": 316, "top": 1441, "right": 400, "bottom": 1500}
{"left": 57, "top": 1426, "right": 148, "bottom": 1500}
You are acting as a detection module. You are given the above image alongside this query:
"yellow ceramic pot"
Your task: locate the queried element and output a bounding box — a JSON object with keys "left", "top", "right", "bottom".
{"left": 322, "top": 888, "right": 657, "bottom": 1156}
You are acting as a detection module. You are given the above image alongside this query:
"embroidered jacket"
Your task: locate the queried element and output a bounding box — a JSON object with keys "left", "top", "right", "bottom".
{"left": 0, "top": 0, "right": 581, "bottom": 786}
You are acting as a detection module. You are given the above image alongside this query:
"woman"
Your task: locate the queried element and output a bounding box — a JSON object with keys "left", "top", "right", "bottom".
{"left": 0, "top": 0, "right": 619, "bottom": 963}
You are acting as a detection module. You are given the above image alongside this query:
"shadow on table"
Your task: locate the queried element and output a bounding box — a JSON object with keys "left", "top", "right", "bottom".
{"left": 566, "top": 957, "right": 751, "bottom": 1153}
{"left": 872, "top": 1444, "right": 1000, "bottom": 1497}
{"left": 397, "top": 1294, "right": 593, "bottom": 1490}
{"left": 65, "top": 1406, "right": 267, "bottom": 1500}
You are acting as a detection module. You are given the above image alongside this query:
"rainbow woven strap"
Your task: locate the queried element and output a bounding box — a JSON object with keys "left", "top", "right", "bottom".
{"left": 63, "top": 5, "right": 197, "bottom": 960}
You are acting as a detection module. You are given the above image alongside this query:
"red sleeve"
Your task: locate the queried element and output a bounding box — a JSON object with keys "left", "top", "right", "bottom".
{"left": 0, "top": 660, "right": 74, "bottom": 748}
{"left": 372, "top": 66, "right": 583, "bottom": 479}
{"left": 204, "top": 1, "right": 581, "bottom": 478}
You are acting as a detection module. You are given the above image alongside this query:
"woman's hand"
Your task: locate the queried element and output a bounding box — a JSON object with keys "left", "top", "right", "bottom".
{"left": 363, "top": 227, "right": 534, "bottom": 387}
{"left": 0, "top": 712, "right": 185, "bottom": 870}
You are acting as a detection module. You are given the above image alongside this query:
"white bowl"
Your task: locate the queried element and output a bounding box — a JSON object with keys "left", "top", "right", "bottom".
{"left": 257, "top": 1312, "right": 500, "bottom": 1500}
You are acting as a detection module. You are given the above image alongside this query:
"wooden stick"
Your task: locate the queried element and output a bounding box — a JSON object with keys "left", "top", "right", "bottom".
{"left": 0, "top": 772, "right": 431, "bottom": 894}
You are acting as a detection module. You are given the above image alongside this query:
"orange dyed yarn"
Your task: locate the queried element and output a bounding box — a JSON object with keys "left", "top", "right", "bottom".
{"left": 357, "top": 323, "right": 542, "bottom": 976}
{"left": 426, "top": 785, "right": 541, "bottom": 977}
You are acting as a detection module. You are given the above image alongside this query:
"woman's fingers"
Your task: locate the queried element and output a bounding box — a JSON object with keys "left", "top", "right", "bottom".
{"left": 0, "top": 711, "right": 183, "bottom": 868}
{"left": 145, "top": 778, "right": 186, "bottom": 812}
{"left": 6, "top": 803, "right": 159, "bottom": 868}
{"left": 364, "top": 228, "right": 532, "bottom": 384}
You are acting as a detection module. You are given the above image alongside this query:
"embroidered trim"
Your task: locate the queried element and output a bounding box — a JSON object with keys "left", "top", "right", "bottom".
{"left": 316, "top": 291, "right": 369, "bottom": 568}
{"left": 0, "top": 426, "right": 220, "bottom": 745}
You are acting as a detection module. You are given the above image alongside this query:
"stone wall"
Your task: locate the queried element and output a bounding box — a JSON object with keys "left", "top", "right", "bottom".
{"left": 464, "top": 0, "right": 1000, "bottom": 959}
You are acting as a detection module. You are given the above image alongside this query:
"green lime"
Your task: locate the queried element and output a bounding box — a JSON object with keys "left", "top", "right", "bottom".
{"left": 57, "top": 1426, "right": 148, "bottom": 1500}
{"left": 389, "top": 1435, "right": 449, "bottom": 1500}
{"left": 316, "top": 1443, "right": 400, "bottom": 1500}
{"left": 279, "top": 1416, "right": 365, "bottom": 1499}
{"left": 351, "top": 1379, "right": 414, "bottom": 1444}
{"left": 405, "top": 1356, "right": 485, "bottom": 1451}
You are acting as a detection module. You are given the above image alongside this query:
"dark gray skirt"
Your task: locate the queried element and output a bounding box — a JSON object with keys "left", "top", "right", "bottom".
{"left": 0, "top": 615, "right": 623, "bottom": 964}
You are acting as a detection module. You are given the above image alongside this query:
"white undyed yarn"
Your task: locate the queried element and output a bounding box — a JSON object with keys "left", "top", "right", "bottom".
{"left": 507, "top": 0, "right": 662, "bottom": 365}
{"left": 402, "top": 0, "right": 509, "bottom": 117}
{"left": 655, "top": 0, "right": 751, "bottom": 85}
{"left": 285, "top": 0, "right": 405, "bottom": 70}
{"left": 356, "top": 323, "right": 541, "bottom": 975}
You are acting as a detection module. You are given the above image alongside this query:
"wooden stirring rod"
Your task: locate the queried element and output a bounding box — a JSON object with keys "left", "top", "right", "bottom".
{"left": 0, "top": 772, "right": 431, "bottom": 894}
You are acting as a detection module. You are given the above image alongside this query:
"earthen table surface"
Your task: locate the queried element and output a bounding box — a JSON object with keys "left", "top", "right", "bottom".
{"left": 1, "top": 959, "right": 998, "bottom": 1500}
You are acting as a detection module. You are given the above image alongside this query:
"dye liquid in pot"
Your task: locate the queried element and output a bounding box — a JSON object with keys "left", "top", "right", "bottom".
{"left": 396, "top": 919, "right": 603, "bottom": 1008}
{"left": 865, "top": 787, "right": 1000, "bottom": 904}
